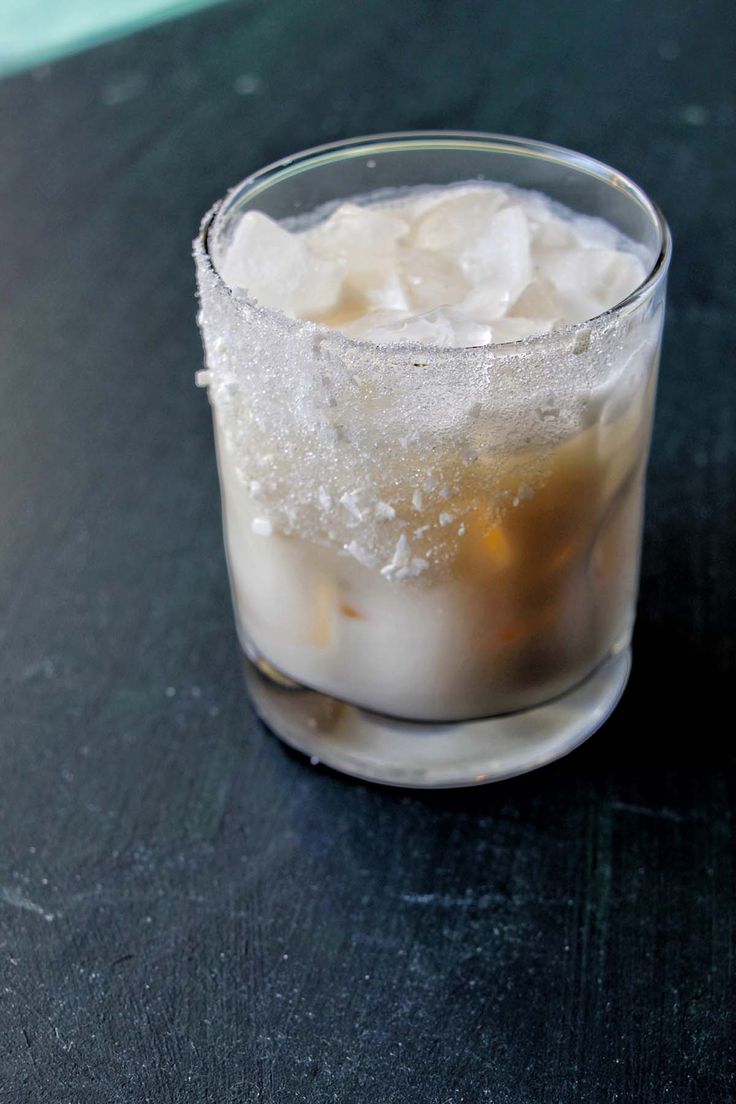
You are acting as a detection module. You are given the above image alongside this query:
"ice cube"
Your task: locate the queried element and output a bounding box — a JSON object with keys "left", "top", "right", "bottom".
{"left": 458, "top": 205, "right": 533, "bottom": 295}
{"left": 567, "top": 214, "right": 624, "bottom": 251}
{"left": 509, "top": 276, "right": 562, "bottom": 322}
{"left": 359, "top": 269, "right": 409, "bottom": 312}
{"left": 538, "top": 247, "right": 646, "bottom": 321}
{"left": 310, "top": 202, "right": 409, "bottom": 256}
{"left": 339, "top": 309, "right": 414, "bottom": 342}
{"left": 411, "top": 194, "right": 532, "bottom": 310}
{"left": 410, "top": 188, "right": 509, "bottom": 254}
{"left": 452, "top": 281, "right": 511, "bottom": 323}
{"left": 400, "top": 247, "right": 467, "bottom": 310}
{"left": 309, "top": 202, "right": 410, "bottom": 312}
{"left": 342, "top": 309, "right": 455, "bottom": 346}
{"left": 488, "top": 317, "right": 554, "bottom": 343}
{"left": 392, "top": 187, "right": 460, "bottom": 222}
{"left": 218, "top": 211, "right": 345, "bottom": 319}
{"left": 531, "top": 218, "right": 578, "bottom": 250}
{"left": 442, "top": 310, "right": 494, "bottom": 347}
{"left": 341, "top": 307, "right": 491, "bottom": 348}
{"left": 591, "top": 250, "right": 646, "bottom": 308}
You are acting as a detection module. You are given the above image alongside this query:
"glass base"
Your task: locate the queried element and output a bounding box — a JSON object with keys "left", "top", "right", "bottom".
{"left": 242, "top": 647, "right": 631, "bottom": 788}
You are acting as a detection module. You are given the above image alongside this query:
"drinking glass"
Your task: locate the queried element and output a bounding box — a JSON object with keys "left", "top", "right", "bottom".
{"left": 194, "top": 132, "right": 670, "bottom": 787}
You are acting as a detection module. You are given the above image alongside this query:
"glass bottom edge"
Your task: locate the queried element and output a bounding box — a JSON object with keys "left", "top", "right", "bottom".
{"left": 242, "top": 646, "right": 631, "bottom": 788}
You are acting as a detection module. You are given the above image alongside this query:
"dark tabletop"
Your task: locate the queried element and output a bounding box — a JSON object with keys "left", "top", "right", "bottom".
{"left": 1, "top": 1, "right": 734, "bottom": 1101}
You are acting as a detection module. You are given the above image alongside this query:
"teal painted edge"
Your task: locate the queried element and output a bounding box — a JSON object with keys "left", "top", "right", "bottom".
{"left": 0, "top": 0, "right": 229, "bottom": 79}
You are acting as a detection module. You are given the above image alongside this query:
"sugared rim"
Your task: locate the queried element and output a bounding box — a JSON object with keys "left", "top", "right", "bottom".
{"left": 198, "top": 130, "right": 671, "bottom": 355}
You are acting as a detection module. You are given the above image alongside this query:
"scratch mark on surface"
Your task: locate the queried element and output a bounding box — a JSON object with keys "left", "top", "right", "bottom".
{"left": 110, "top": 954, "right": 134, "bottom": 967}
{"left": 0, "top": 886, "right": 54, "bottom": 922}
{"left": 400, "top": 891, "right": 508, "bottom": 909}
{"left": 609, "top": 801, "right": 684, "bottom": 823}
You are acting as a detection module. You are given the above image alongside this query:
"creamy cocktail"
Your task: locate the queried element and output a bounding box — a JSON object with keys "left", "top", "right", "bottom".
{"left": 194, "top": 134, "right": 668, "bottom": 782}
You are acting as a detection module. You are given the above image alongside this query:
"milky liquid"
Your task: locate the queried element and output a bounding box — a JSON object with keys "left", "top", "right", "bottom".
{"left": 200, "top": 183, "right": 660, "bottom": 721}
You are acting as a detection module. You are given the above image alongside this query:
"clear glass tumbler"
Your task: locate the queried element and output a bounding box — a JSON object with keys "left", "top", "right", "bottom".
{"left": 194, "top": 132, "right": 670, "bottom": 787}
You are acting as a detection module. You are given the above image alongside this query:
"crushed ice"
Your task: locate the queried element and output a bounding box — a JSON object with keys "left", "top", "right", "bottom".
{"left": 217, "top": 183, "right": 647, "bottom": 347}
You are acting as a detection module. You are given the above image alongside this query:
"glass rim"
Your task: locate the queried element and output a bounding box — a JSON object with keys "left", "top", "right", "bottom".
{"left": 200, "top": 130, "right": 671, "bottom": 354}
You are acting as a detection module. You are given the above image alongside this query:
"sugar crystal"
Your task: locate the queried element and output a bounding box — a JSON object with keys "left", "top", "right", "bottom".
{"left": 194, "top": 181, "right": 660, "bottom": 580}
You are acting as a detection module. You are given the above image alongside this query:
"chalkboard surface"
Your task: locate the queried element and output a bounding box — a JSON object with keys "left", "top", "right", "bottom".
{"left": 1, "top": 1, "right": 734, "bottom": 1100}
